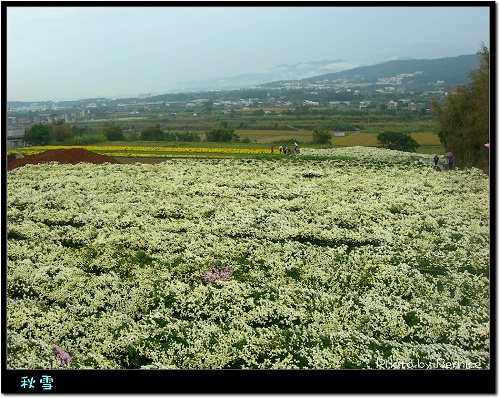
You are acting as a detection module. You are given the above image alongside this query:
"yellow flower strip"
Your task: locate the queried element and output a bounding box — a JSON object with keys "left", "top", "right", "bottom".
{"left": 8, "top": 145, "right": 270, "bottom": 155}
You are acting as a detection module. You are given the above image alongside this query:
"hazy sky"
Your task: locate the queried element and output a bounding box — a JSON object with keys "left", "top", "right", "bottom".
{"left": 7, "top": 5, "right": 490, "bottom": 101}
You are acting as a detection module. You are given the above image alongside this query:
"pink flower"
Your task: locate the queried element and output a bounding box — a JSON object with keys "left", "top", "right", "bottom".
{"left": 53, "top": 345, "right": 72, "bottom": 367}
{"left": 485, "top": 143, "right": 490, "bottom": 148}
{"left": 203, "top": 266, "right": 233, "bottom": 283}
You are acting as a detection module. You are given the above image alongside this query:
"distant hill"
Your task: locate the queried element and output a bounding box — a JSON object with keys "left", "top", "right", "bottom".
{"left": 168, "top": 59, "right": 359, "bottom": 92}
{"left": 261, "top": 54, "right": 480, "bottom": 87}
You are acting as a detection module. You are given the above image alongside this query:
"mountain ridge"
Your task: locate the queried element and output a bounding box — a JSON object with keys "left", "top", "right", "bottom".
{"left": 166, "top": 53, "right": 478, "bottom": 93}
{"left": 286, "top": 54, "right": 479, "bottom": 86}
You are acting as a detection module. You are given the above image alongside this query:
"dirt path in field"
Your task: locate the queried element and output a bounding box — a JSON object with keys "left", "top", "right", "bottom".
{"left": 411, "top": 155, "right": 445, "bottom": 171}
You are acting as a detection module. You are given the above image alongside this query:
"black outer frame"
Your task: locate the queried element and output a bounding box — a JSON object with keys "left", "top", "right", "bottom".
{"left": 1, "top": 1, "right": 497, "bottom": 395}
{"left": 1, "top": 368, "right": 497, "bottom": 393}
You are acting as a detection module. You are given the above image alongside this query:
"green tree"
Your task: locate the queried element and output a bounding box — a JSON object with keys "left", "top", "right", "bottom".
{"left": 163, "top": 127, "right": 175, "bottom": 141}
{"left": 205, "top": 122, "right": 237, "bottom": 142}
{"left": 203, "top": 100, "right": 213, "bottom": 114}
{"left": 176, "top": 131, "right": 200, "bottom": 142}
{"left": 50, "top": 120, "right": 73, "bottom": 143}
{"left": 103, "top": 122, "right": 124, "bottom": 141}
{"left": 141, "top": 123, "right": 164, "bottom": 141}
{"left": 295, "top": 106, "right": 310, "bottom": 115}
{"left": 312, "top": 128, "right": 332, "bottom": 144}
{"left": 71, "top": 125, "right": 92, "bottom": 136}
{"left": 23, "top": 123, "right": 51, "bottom": 145}
{"left": 432, "top": 44, "right": 489, "bottom": 169}
{"left": 377, "top": 131, "right": 420, "bottom": 152}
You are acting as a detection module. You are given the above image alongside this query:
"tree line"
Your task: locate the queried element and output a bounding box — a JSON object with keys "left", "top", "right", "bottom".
{"left": 22, "top": 120, "right": 242, "bottom": 145}
{"left": 22, "top": 121, "right": 106, "bottom": 146}
{"left": 432, "top": 44, "right": 489, "bottom": 170}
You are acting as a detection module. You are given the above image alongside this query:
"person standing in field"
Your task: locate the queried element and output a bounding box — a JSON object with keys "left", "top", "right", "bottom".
{"left": 279, "top": 146, "right": 283, "bottom": 154}
{"left": 443, "top": 156, "right": 449, "bottom": 171}
{"left": 433, "top": 155, "right": 439, "bottom": 170}
{"left": 271, "top": 146, "right": 274, "bottom": 154}
{"left": 448, "top": 156, "right": 454, "bottom": 170}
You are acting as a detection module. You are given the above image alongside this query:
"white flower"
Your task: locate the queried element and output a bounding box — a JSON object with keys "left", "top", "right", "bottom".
{"left": 7, "top": 149, "right": 489, "bottom": 369}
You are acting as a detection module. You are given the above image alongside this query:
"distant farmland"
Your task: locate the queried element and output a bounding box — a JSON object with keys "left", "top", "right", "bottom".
{"left": 235, "top": 129, "right": 312, "bottom": 144}
{"left": 234, "top": 130, "right": 442, "bottom": 149}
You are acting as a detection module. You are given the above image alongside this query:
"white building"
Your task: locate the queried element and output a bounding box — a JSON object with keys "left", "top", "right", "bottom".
{"left": 408, "top": 102, "right": 420, "bottom": 111}
{"left": 303, "top": 100, "right": 319, "bottom": 107}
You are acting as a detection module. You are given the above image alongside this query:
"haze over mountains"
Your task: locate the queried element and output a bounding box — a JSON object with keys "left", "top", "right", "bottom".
{"left": 8, "top": 41, "right": 479, "bottom": 105}
{"left": 166, "top": 42, "right": 474, "bottom": 93}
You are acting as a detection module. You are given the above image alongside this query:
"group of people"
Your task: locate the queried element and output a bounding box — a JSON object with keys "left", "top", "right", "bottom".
{"left": 433, "top": 154, "right": 454, "bottom": 171}
{"left": 271, "top": 142, "right": 300, "bottom": 157}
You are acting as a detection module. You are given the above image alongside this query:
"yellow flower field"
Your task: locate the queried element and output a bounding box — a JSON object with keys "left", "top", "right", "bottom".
{"left": 7, "top": 145, "right": 270, "bottom": 158}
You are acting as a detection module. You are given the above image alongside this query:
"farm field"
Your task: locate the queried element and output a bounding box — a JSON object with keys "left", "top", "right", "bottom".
{"left": 235, "top": 129, "right": 314, "bottom": 144}
{"left": 6, "top": 147, "right": 489, "bottom": 369}
{"left": 329, "top": 132, "right": 441, "bottom": 147}
{"left": 234, "top": 130, "right": 442, "bottom": 148}
{"left": 7, "top": 131, "right": 444, "bottom": 160}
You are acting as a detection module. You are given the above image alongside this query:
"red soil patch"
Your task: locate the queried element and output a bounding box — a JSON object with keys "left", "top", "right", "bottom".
{"left": 7, "top": 148, "right": 122, "bottom": 171}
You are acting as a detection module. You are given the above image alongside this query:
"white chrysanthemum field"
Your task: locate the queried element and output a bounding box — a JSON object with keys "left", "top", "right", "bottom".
{"left": 7, "top": 147, "right": 489, "bottom": 369}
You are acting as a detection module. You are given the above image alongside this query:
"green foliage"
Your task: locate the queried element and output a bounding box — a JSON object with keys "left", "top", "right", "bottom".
{"left": 312, "top": 128, "right": 332, "bottom": 144}
{"left": 23, "top": 123, "right": 51, "bottom": 145}
{"left": 203, "top": 100, "right": 213, "bottom": 114}
{"left": 377, "top": 131, "right": 420, "bottom": 152}
{"left": 205, "top": 121, "right": 238, "bottom": 142}
{"left": 69, "top": 134, "right": 107, "bottom": 145}
{"left": 71, "top": 125, "right": 92, "bottom": 136}
{"left": 50, "top": 121, "right": 74, "bottom": 144}
{"left": 140, "top": 123, "right": 164, "bottom": 141}
{"left": 103, "top": 121, "right": 124, "bottom": 141}
{"left": 174, "top": 131, "right": 201, "bottom": 142}
{"left": 432, "top": 44, "right": 489, "bottom": 169}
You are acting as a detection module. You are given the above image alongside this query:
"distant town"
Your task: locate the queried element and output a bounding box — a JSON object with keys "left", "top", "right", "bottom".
{"left": 9, "top": 53, "right": 476, "bottom": 149}
{"left": 8, "top": 71, "right": 449, "bottom": 124}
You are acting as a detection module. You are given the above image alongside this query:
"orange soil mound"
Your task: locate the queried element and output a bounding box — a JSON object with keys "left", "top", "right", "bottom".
{"left": 7, "top": 148, "right": 122, "bottom": 171}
